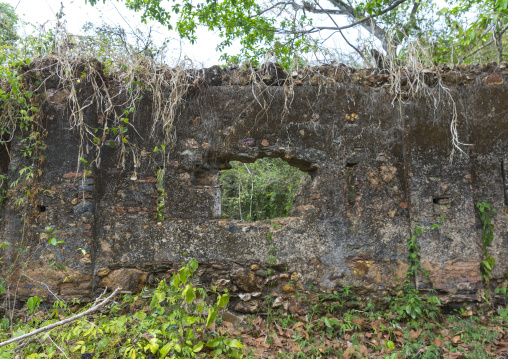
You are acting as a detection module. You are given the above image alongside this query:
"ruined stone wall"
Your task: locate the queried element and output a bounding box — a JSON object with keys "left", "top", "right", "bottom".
{"left": 1, "top": 62, "right": 507, "bottom": 313}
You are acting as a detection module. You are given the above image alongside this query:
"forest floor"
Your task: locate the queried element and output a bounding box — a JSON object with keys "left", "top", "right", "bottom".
{"left": 2, "top": 290, "right": 508, "bottom": 359}
{"left": 232, "top": 307, "right": 508, "bottom": 358}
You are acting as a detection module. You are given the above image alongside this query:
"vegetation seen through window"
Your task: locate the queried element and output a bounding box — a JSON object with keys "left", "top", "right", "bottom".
{"left": 219, "top": 157, "right": 307, "bottom": 221}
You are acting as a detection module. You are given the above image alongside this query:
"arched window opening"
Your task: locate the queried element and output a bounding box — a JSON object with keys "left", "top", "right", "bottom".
{"left": 219, "top": 157, "right": 309, "bottom": 221}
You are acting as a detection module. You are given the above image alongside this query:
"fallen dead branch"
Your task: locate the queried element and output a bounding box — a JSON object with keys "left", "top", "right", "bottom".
{"left": 0, "top": 287, "right": 120, "bottom": 349}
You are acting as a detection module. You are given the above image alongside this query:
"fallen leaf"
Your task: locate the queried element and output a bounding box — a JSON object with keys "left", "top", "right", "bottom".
{"left": 410, "top": 329, "right": 422, "bottom": 339}
{"left": 142, "top": 333, "right": 154, "bottom": 341}
{"left": 343, "top": 346, "right": 354, "bottom": 359}
{"left": 359, "top": 344, "right": 368, "bottom": 355}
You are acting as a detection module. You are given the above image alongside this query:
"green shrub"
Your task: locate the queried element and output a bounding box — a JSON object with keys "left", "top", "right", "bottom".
{"left": 0, "top": 258, "right": 243, "bottom": 358}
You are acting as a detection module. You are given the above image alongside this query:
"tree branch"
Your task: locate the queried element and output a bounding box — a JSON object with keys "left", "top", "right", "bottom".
{"left": 0, "top": 287, "right": 121, "bottom": 349}
{"left": 458, "top": 23, "right": 508, "bottom": 64}
{"left": 290, "top": 1, "right": 347, "bottom": 15}
{"left": 315, "top": 0, "right": 408, "bottom": 32}
{"left": 326, "top": 0, "right": 408, "bottom": 50}
{"left": 314, "top": 1, "right": 369, "bottom": 64}
{"left": 259, "top": 0, "right": 408, "bottom": 51}
{"left": 253, "top": 1, "right": 292, "bottom": 17}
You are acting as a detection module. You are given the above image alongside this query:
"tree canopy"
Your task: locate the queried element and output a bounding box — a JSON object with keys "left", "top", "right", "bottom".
{"left": 86, "top": 0, "right": 508, "bottom": 66}
{"left": 0, "top": 2, "right": 18, "bottom": 46}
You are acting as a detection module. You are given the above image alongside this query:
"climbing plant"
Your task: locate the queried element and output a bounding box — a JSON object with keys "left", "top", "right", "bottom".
{"left": 477, "top": 201, "right": 497, "bottom": 283}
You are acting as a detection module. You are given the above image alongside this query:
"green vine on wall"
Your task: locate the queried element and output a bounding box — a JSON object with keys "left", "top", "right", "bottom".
{"left": 406, "top": 225, "right": 424, "bottom": 280}
{"left": 156, "top": 166, "right": 165, "bottom": 221}
{"left": 389, "top": 218, "right": 445, "bottom": 322}
{"left": 477, "top": 201, "right": 497, "bottom": 283}
{"left": 0, "top": 56, "right": 45, "bottom": 211}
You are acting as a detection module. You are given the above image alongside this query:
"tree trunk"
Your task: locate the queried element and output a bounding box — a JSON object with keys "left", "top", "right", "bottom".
{"left": 495, "top": 26, "right": 504, "bottom": 63}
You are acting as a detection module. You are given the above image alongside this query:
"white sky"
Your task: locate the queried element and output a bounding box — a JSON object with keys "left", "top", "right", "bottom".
{"left": 6, "top": 0, "right": 231, "bottom": 65}
{"left": 4, "top": 0, "right": 448, "bottom": 66}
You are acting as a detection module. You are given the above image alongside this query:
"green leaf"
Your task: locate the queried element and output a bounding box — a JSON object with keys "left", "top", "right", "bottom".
{"left": 183, "top": 284, "right": 195, "bottom": 303}
{"left": 212, "top": 348, "right": 223, "bottom": 356}
{"left": 189, "top": 258, "right": 198, "bottom": 271}
{"left": 217, "top": 292, "right": 229, "bottom": 308}
{"left": 27, "top": 296, "right": 40, "bottom": 311}
{"left": 229, "top": 339, "right": 243, "bottom": 348}
{"left": 179, "top": 267, "right": 189, "bottom": 284}
{"left": 149, "top": 338, "right": 159, "bottom": 354}
{"left": 206, "top": 307, "right": 217, "bottom": 328}
{"left": 166, "top": 324, "right": 179, "bottom": 333}
{"left": 172, "top": 274, "right": 180, "bottom": 287}
{"left": 160, "top": 343, "right": 171, "bottom": 357}
{"left": 206, "top": 338, "right": 220, "bottom": 347}
{"left": 193, "top": 342, "right": 204, "bottom": 352}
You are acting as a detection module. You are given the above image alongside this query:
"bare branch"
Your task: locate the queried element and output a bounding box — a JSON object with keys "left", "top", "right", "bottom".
{"left": 256, "top": 0, "right": 408, "bottom": 51}
{"left": 291, "top": 1, "right": 347, "bottom": 15}
{"left": 458, "top": 23, "right": 508, "bottom": 64}
{"left": 0, "top": 288, "right": 121, "bottom": 349}
{"left": 326, "top": 0, "right": 409, "bottom": 50}
{"left": 314, "top": 1, "right": 370, "bottom": 64}
{"left": 22, "top": 275, "right": 62, "bottom": 303}
{"left": 253, "top": 1, "right": 292, "bottom": 17}
{"left": 315, "top": 0, "right": 408, "bottom": 32}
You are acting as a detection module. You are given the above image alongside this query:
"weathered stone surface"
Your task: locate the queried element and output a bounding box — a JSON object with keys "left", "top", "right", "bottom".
{"left": 1, "top": 60, "right": 507, "bottom": 311}
{"left": 231, "top": 268, "right": 262, "bottom": 292}
{"left": 100, "top": 268, "right": 147, "bottom": 292}
{"left": 234, "top": 300, "right": 260, "bottom": 314}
